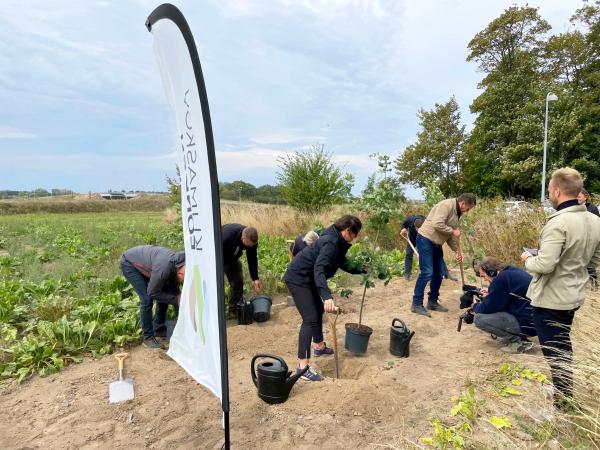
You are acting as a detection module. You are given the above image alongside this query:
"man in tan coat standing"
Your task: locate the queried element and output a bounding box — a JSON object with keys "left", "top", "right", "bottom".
{"left": 521, "top": 168, "right": 600, "bottom": 409}
{"left": 411, "top": 193, "right": 477, "bottom": 317}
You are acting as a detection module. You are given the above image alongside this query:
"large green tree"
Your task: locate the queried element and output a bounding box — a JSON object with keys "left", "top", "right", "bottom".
{"left": 395, "top": 97, "right": 466, "bottom": 196}
{"left": 277, "top": 144, "right": 354, "bottom": 213}
{"left": 567, "top": 1, "right": 600, "bottom": 192}
{"left": 462, "top": 6, "right": 551, "bottom": 197}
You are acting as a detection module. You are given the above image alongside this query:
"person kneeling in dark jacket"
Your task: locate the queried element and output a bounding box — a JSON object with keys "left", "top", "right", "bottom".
{"left": 472, "top": 257, "right": 536, "bottom": 354}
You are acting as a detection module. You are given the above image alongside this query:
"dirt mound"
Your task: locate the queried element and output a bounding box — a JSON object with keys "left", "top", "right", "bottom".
{"left": 0, "top": 279, "right": 547, "bottom": 449}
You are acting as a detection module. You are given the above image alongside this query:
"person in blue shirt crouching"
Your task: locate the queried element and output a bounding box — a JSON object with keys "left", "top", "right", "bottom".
{"left": 472, "top": 256, "right": 536, "bottom": 354}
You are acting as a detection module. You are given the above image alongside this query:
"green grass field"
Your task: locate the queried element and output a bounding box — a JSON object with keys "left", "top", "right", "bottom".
{"left": 0, "top": 212, "right": 184, "bottom": 383}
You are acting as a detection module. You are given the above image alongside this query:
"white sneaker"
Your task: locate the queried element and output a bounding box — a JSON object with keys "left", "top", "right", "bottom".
{"left": 500, "top": 340, "right": 533, "bottom": 354}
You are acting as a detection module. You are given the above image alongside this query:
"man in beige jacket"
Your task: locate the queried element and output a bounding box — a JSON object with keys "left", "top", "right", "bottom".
{"left": 411, "top": 193, "right": 477, "bottom": 317}
{"left": 521, "top": 168, "right": 600, "bottom": 408}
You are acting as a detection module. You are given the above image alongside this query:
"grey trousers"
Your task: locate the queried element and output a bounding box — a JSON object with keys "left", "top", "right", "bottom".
{"left": 474, "top": 311, "right": 523, "bottom": 343}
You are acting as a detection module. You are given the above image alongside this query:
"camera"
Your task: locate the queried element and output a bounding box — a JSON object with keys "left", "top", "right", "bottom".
{"left": 457, "top": 310, "right": 474, "bottom": 332}
{"left": 459, "top": 284, "right": 483, "bottom": 309}
{"left": 457, "top": 284, "right": 482, "bottom": 332}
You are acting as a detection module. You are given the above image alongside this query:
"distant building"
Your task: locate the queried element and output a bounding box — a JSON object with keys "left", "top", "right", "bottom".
{"left": 99, "top": 192, "right": 137, "bottom": 200}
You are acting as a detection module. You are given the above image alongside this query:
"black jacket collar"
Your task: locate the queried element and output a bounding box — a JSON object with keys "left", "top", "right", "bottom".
{"left": 556, "top": 199, "right": 578, "bottom": 211}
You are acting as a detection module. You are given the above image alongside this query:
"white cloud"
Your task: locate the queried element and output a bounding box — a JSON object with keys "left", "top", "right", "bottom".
{"left": 3, "top": 150, "right": 176, "bottom": 175}
{"left": 216, "top": 147, "right": 287, "bottom": 171}
{"left": 0, "top": 126, "right": 37, "bottom": 139}
{"left": 250, "top": 133, "right": 323, "bottom": 146}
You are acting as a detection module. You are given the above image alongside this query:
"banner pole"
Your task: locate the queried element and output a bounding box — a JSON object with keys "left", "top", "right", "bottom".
{"left": 146, "top": 4, "right": 230, "bottom": 448}
{"left": 224, "top": 411, "right": 230, "bottom": 449}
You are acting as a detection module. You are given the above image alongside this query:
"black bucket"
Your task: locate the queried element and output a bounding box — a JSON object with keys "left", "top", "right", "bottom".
{"left": 251, "top": 295, "right": 272, "bottom": 322}
{"left": 344, "top": 323, "right": 373, "bottom": 354}
{"left": 389, "top": 318, "right": 415, "bottom": 358}
{"left": 238, "top": 299, "right": 254, "bottom": 325}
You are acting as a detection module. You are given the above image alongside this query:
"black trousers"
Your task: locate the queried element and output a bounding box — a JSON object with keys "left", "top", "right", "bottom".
{"left": 533, "top": 306, "right": 578, "bottom": 400}
{"left": 286, "top": 282, "right": 324, "bottom": 360}
{"left": 224, "top": 259, "right": 244, "bottom": 309}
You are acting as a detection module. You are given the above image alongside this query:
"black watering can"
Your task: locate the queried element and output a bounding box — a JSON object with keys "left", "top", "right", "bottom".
{"left": 389, "top": 318, "right": 415, "bottom": 358}
{"left": 237, "top": 298, "right": 254, "bottom": 325}
{"left": 251, "top": 354, "right": 308, "bottom": 404}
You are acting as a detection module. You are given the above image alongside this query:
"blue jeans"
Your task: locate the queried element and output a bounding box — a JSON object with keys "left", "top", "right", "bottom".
{"left": 412, "top": 235, "right": 445, "bottom": 307}
{"left": 121, "top": 262, "right": 174, "bottom": 339}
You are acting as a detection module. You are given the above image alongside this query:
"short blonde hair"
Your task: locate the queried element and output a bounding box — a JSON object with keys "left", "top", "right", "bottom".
{"left": 551, "top": 167, "right": 583, "bottom": 197}
{"left": 302, "top": 230, "right": 319, "bottom": 245}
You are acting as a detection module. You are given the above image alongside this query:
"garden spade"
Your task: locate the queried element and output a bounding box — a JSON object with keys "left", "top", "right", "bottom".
{"left": 330, "top": 308, "right": 341, "bottom": 379}
{"left": 109, "top": 352, "right": 135, "bottom": 403}
{"left": 457, "top": 240, "right": 465, "bottom": 287}
{"left": 400, "top": 233, "right": 419, "bottom": 260}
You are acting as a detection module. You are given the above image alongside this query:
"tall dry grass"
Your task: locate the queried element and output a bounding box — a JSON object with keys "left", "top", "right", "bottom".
{"left": 555, "top": 291, "right": 600, "bottom": 446}
{"left": 219, "top": 201, "right": 350, "bottom": 237}
{"left": 0, "top": 195, "right": 171, "bottom": 214}
{"left": 460, "top": 198, "right": 547, "bottom": 266}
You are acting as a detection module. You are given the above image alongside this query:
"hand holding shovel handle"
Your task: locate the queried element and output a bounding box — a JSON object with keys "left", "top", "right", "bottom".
{"left": 114, "top": 352, "right": 129, "bottom": 381}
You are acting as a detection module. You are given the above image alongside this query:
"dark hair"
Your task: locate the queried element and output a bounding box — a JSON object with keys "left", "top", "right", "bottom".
{"left": 334, "top": 215, "right": 362, "bottom": 235}
{"left": 414, "top": 218, "right": 424, "bottom": 228}
{"left": 581, "top": 188, "right": 589, "bottom": 198}
{"left": 457, "top": 193, "right": 477, "bottom": 206}
{"left": 475, "top": 256, "right": 504, "bottom": 277}
{"left": 242, "top": 227, "right": 258, "bottom": 245}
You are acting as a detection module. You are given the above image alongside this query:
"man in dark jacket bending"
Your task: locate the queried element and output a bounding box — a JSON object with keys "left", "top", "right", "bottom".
{"left": 222, "top": 224, "right": 262, "bottom": 317}
{"left": 120, "top": 245, "right": 185, "bottom": 349}
{"left": 472, "top": 256, "right": 535, "bottom": 354}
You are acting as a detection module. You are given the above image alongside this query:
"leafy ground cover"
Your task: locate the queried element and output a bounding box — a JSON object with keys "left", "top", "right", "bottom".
{"left": 0, "top": 211, "right": 405, "bottom": 383}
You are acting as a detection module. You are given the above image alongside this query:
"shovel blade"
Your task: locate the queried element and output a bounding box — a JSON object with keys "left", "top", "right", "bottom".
{"left": 109, "top": 379, "right": 135, "bottom": 403}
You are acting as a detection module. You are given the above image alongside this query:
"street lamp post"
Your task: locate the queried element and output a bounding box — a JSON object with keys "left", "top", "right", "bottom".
{"left": 541, "top": 92, "right": 558, "bottom": 203}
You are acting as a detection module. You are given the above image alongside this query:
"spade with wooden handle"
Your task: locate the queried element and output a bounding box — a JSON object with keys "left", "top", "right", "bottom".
{"left": 109, "top": 352, "right": 135, "bottom": 403}
{"left": 330, "top": 307, "right": 341, "bottom": 379}
{"left": 456, "top": 239, "right": 465, "bottom": 287}
{"left": 400, "top": 233, "right": 419, "bottom": 260}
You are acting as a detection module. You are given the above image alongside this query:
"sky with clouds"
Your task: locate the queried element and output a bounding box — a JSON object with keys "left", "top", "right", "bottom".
{"left": 0, "top": 0, "right": 579, "bottom": 197}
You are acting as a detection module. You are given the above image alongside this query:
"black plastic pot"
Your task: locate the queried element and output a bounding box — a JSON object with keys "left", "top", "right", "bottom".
{"left": 251, "top": 295, "right": 272, "bottom": 322}
{"left": 344, "top": 323, "right": 373, "bottom": 354}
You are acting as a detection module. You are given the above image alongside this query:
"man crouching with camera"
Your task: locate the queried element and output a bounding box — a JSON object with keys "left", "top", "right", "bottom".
{"left": 470, "top": 257, "right": 536, "bottom": 354}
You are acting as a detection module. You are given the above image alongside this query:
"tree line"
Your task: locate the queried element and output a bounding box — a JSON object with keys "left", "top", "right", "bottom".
{"left": 396, "top": 2, "right": 600, "bottom": 198}
{"left": 219, "top": 181, "right": 285, "bottom": 204}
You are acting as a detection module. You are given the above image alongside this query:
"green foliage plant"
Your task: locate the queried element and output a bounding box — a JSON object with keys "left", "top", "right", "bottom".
{"left": 421, "top": 418, "right": 467, "bottom": 450}
{"left": 450, "top": 385, "right": 484, "bottom": 422}
{"left": 345, "top": 240, "right": 403, "bottom": 326}
{"left": 354, "top": 154, "right": 404, "bottom": 243}
{"left": 277, "top": 143, "right": 354, "bottom": 213}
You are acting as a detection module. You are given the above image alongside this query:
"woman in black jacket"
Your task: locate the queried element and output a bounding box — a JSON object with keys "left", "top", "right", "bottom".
{"left": 284, "top": 215, "right": 363, "bottom": 381}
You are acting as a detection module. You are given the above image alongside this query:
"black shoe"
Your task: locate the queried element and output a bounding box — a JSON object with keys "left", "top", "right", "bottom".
{"left": 411, "top": 305, "right": 431, "bottom": 317}
{"left": 154, "top": 330, "right": 167, "bottom": 338}
{"left": 143, "top": 336, "right": 163, "bottom": 349}
{"left": 427, "top": 302, "right": 448, "bottom": 312}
